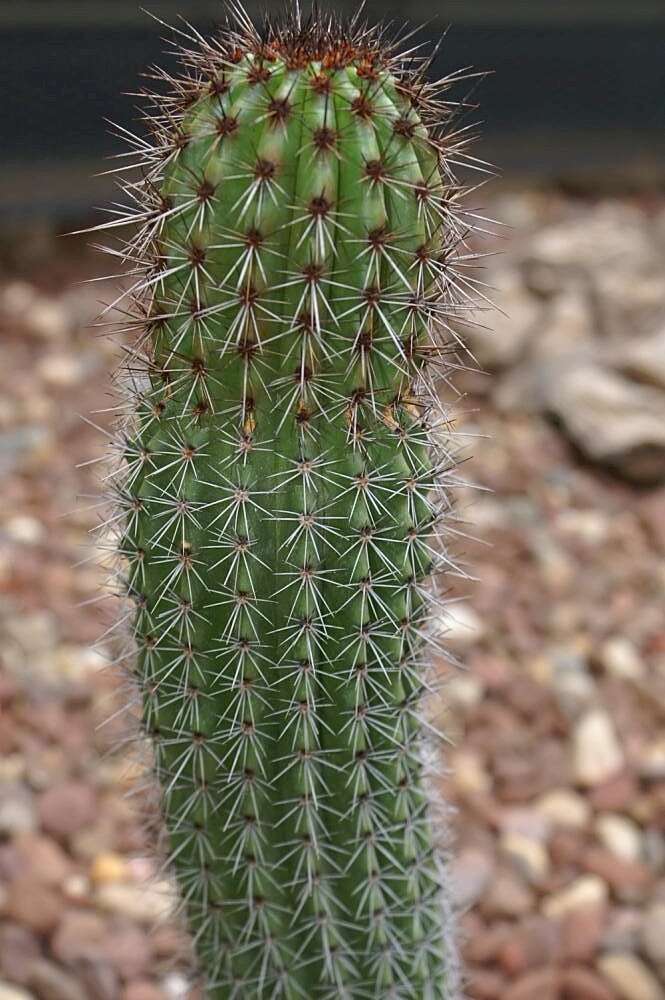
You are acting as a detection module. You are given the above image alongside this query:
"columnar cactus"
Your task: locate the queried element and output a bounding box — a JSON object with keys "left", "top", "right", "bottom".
{"left": 101, "top": 5, "right": 482, "bottom": 997}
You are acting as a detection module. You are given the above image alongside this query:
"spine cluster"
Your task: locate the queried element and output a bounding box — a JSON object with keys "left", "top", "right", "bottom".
{"left": 99, "top": 6, "right": 484, "bottom": 998}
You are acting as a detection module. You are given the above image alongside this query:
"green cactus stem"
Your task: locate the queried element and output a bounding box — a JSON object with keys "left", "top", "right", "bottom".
{"left": 100, "top": 5, "right": 483, "bottom": 997}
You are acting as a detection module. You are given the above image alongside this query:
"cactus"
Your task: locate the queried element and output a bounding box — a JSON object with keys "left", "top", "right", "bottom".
{"left": 100, "top": 5, "right": 483, "bottom": 997}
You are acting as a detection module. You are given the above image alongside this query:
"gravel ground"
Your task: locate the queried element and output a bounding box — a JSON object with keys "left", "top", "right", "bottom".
{"left": 0, "top": 189, "right": 664, "bottom": 999}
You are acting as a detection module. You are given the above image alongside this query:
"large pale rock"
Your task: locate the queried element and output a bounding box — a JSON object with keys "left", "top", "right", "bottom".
{"left": 527, "top": 203, "right": 653, "bottom": 278}
{"left": 466, "top": 269, "right": 542, "bottom": 369}
{"left": 597, "top": 274, "right": 665, "bottom": 341}
{"left": 543, "top": 362, "right": 665, "bottom": 484}
{"left": 535, "top": 291, "right": 596, "bottom": 361}
{"left": 613, "top": 326, "right": 665, "bottom": 391}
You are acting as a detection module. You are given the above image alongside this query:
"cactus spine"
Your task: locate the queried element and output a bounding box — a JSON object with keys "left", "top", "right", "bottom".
{"left": 102, "top": 5, "right": 481, "bottom": 997}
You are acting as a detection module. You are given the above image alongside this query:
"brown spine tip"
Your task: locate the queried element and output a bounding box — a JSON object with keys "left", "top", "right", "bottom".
{"left": 267, "top": 97, "right": 291, "bottom": 124}
{"left": 351, "top": 94, "right": 375, "bottom": 119}
{"left": 215, "top": 114, "right": 239, "bottom": 138}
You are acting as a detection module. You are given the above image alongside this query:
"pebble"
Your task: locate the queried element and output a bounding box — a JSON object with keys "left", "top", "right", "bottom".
{"left": 103, "top": 926, "right": 152, "bottom": 980}
{"left": 498, "top": 915, "right": 561, "bottom": 974}
{"left": 444, "top": 602, "right": 486, "bottom": 647}
{"left": 50, "top": 910, "right": 106, "bottom": 965}
{"left": 76, "top": 963, "right": 118, "bottom": 1000}
{"left": 583, "top": 847, "right": 651, "bottom": 901}
{"left": 467, "top": 268, "right": 542, "bottom": 370}
{"left": 161, "top": 973, "right": 191, "bottom": 999}
{"left": 451, "top": 749, "right": 492, "bottom": 795}
{"left": 465, "top": 921, "right": 513, "bottom": 964}
{"left": 450, "top": 848, "right": 495, "bottom": 909}
{"left": 4, "top": 516, "right": 45, "bottom": 545}
{"left": 0, "top": 755, "right": 24, "bottom": 784}
{"left": 0, "top": 924, "right": 41, "bottom": 985}
{"left": 590, "top": 771, "right": 638, "bottom": 812}
{"left": 482, "top": 869, "right": 535, "bottom": 918}
{"left": 445, "top": 673, "right": 485, "bottom": 710}
{"left": 542, "top": 875, "right": 609, "bottom": 919}
{"left": 90, "top": 852, "right": 130, "bottom": 885}
{"left": 122, "top": 985, "right": 166, "bottom": 1000}
{"left": 536, "top": 789, "right": 590, "bottom": 829}
{"left": 602, "top": 907, "right": 644, "bottom": 952}
{"left": 550, "top": 647, "right": 596, "bottom": 715}
{"left": 573, "top": 709, "right": 625, "bottom": 786}
{"left": 500, "top": 807, "right": 550, "bottom": 842}
{"left": 36, "top": 354, "right": 87, "bottom": 388}
{"left": 639, "top": 738, "right": 665, "bottom": 780}
{"left": 27, "top": 960, "right": 87, "bottom": 1000}
{"left": 600, "top": 637, "right": 645, "bottom": 680}
{"left": 549, "top": 829, "right": 584, "bottom": 867}
{"left": 0, "top": 784, "right": 37, "bottom": 836}
{"left": 4, "top": 877, "right": 63, "bottom": 934}
{"left": 14, "top": 834, "right": 71, "bottom": 887}
{"left": 597, "top": 952, "right": 665, "bottom": 1000}
{"left": 561, "top": 904, "right": 607, "bottom": 962}
{"left": 641, "top": 901, "right": 665, "bottom": 966}
{"left": 561, "top": 966, "right": 616, "bottom": 1000}
{"left": 503, "top": 967, "right": 561, "bottom": 1000}
{"left": 500, "top": 831, "right": 550, "bottom": 883}
{"left": 96, "top": 881, "right": 175, "bottom": 924}
{"left": 38, "top": 782, "right": 97, "bottom": 839}
{"left": 595, "top": 813, "right": 643, "bottom": 862}
{"left": 0, "top": 984, "right": 36, "bottom": 1000}
{"left": 0, "top": 282, "right": 69, "bottom": 340}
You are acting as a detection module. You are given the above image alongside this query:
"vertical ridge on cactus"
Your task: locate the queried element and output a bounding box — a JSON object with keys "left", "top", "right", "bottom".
{"left": 95, "top": 4, "right": 488, "bottom": 997}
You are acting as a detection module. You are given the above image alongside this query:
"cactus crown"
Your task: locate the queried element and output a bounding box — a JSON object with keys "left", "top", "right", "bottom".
{"left": 97, "top": 4, "right": 485, "bottom": 998}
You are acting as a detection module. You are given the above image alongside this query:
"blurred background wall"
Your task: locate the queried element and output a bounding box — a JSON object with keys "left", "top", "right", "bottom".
{"left": 3, "top": 0, "right": 665, "bottom": 222}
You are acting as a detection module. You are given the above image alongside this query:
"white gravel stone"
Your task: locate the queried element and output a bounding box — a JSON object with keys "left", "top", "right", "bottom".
{"left": 4, "top": 515, "right": 45, "bottom": 545}
{"left": 444, "top": 602, "right": 486, "bottom": 648}
{"left": 37, "top": 352, "right": 87, "bottom": 387}
{"left": 600, "top": 637, "right": 645, "bottom": 680}
{"left": 595, "top": 813, "right": 643, "bottom": 862}
{"left": 597, "top": 952, "right": 664, "bottom": 1000}
{"left": 445, "top": 673, "right": 485, "bottom": 710}
{"left": 0, "top": 984, "right": 36, "bottom": 1000}
{"left": 163, "top": 973, "right": 192, "bottom": 999}
{"left": 535, "top": 788, "right": 591, "bottom": 829}
{"left": 500, "top": 831, "right": 550, "bottom": 883}
{"left": 451, "top": 749, "right": 492, "bottom": 795}
{"left": 573, "top": 708, "right": 624, "bottom": 786}
{"left": 96, "top": 879, "right": 176, "bottom": 924}
{"left": 542, "top": 875, "right": 608, "bottom": 919}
